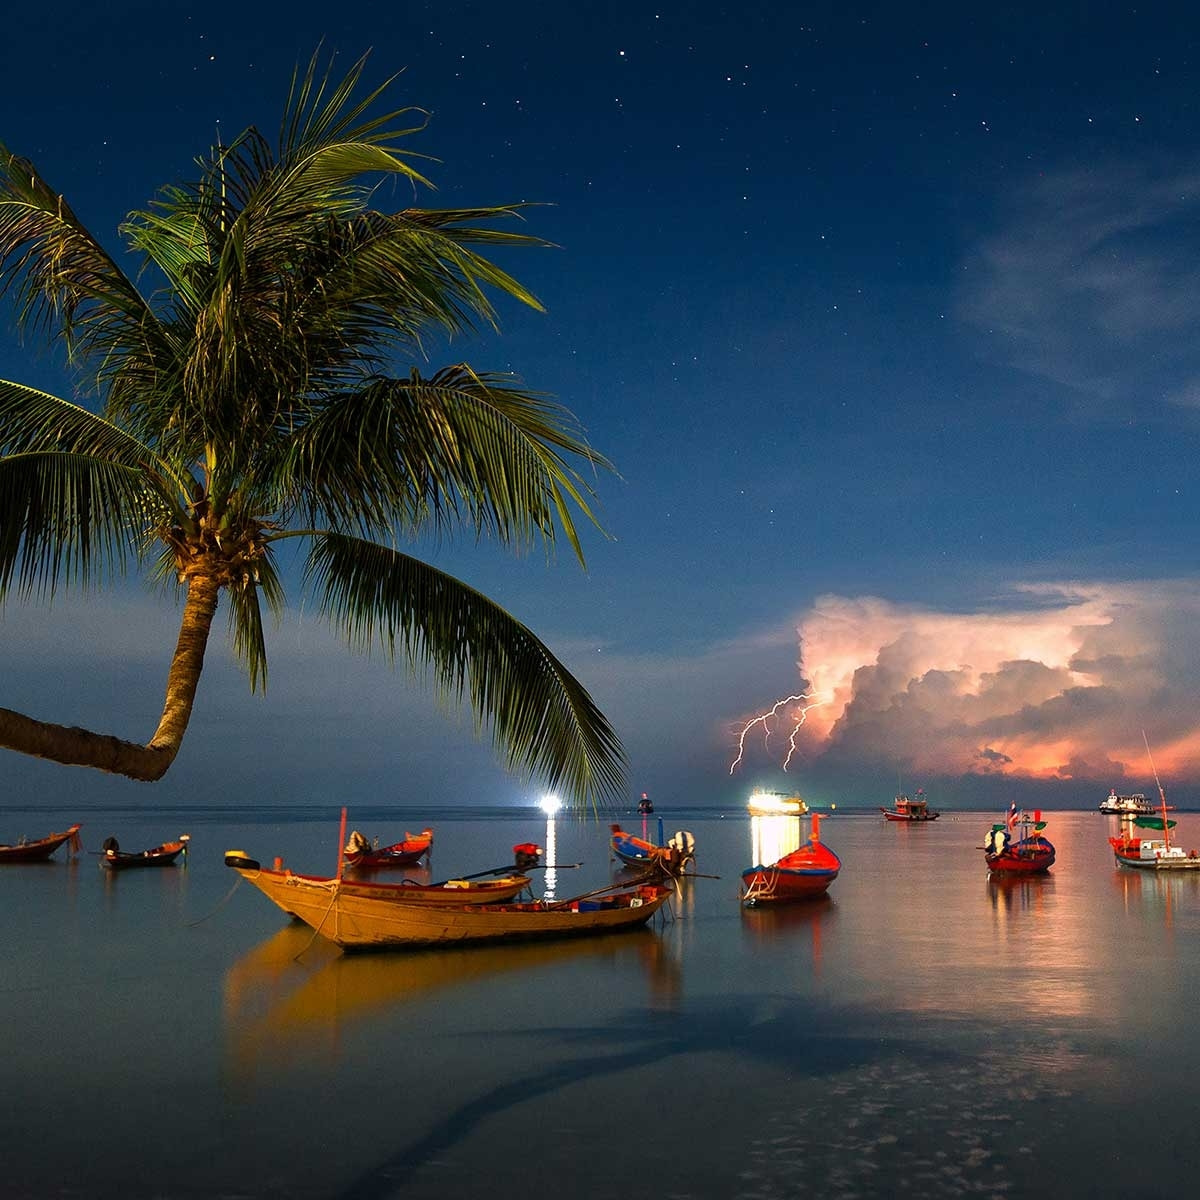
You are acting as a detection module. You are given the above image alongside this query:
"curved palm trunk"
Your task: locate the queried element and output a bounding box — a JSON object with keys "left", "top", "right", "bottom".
{"left": 0, "top": 575, "right": 220, "bottom": 781}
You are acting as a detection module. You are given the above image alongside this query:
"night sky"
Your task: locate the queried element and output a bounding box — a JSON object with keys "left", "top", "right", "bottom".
{"left": 4, "top": 2, "right": 1200, "bottom": 810}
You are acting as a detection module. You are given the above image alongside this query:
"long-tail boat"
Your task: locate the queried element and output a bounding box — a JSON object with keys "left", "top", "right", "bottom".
{"left": 0, "top": 823, "right": 82, "bottom": 863}
{"left": 100, "top": 835, "right": 190, "bottom": 870}
{"left": 983, "top": 808, "right": 1055, "bottom": 873}
{"left": 224, "top": 851, "right": 673, "bottom": 951}
{"left": 609, "top": 823, "right": 695, "bottom": 875}
{"left": 741, "top": 812, "right": 841, "bottom": 904}
{"left": 343, "top": 827, "right": 433, "bottom": 869}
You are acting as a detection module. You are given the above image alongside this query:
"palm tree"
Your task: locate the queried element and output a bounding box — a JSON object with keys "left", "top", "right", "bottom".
{"left": 0, "top": 52, "right": 626, "bottom": 809}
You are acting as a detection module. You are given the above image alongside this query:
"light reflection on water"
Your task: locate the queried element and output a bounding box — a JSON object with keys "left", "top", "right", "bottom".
{"left": 3, "top": 805, "right": 1200, "bottom": 1197}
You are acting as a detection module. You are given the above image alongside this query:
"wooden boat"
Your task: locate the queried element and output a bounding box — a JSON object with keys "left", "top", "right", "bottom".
{"left": 224, "top": 851, "right": 674, "bottom": 951}
{"left": 231, "top": 861, "right": 536, "bottom": 920}
{"left": 609, "top": 822, "right": 695, "bottom": 875}
{"left": 0, "top": 823, "right": 82, "bottom": 863}
{"left": 747, "top": 789, "right": 808, "bottom": 816}
{"left": 101, "top": 835, "right": 190, "bottom": 870}
{"left": 983, "top": 809, "right": 1055, "bottom": 873}
{"left": 1108, "top": 735, "right": 1200, "bottom": 869}
{"left": 881, "top": 789, "right": 940, "bottom": 821}
{"left": 1108, "top": 765, "right": 1200, "bottom": 870}
{"left": 343, "top": 827, "right": 433, "bottom": 869}
{"left": 742, "top": 812, "right": 840, "bottom": 904}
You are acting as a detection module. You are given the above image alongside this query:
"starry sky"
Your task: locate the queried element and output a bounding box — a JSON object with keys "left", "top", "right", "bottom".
{"left": 3, "top": 1, "right": 1200, "bottom": 811}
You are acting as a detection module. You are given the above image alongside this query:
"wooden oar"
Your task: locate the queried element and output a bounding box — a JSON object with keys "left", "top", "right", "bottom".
{"left": 545, "top": 876, "right": 673, "bottom": 910}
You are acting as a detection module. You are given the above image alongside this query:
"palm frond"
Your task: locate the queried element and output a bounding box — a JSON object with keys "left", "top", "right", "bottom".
{"left": 0, "top": 147, "right": 153, "bottom": 372}
{"left": 0, "top": 451, "right": 169, "bottom": 598}
{"left": 304, "top": 532, "right": 627, "bottom": 808}
{"left": 278, "top": 367, "right": 613, "bottom": 560}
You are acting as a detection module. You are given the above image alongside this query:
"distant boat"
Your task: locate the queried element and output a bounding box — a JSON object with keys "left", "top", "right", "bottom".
{"left": 1098, "top": 789, "right": 1155, "bottom": 816}
{"left": 881, "top": 789, "right": 940, "bottom": 822}
{"left": 343, "top": 828, "right": 433, "bottom": 869}
{"left": 746, "top": 790, "right": 808, "bottom": 816}
{"left": 224, "top": 852, "right": 673, "bottom": 951}
{"left": 741, "top": 812, "right": 840, "bottom": 903}
{"left": 101, "top": 835, "right": 190, "bottom": 870}
{"left": 637, "top": 792, "right": 654, "bottom": 815}
{"left": 983, "top": 809, "right": 1055, "bottom": 874}
{"left": 609, "top": 823, "right": 695, "bottom": 876}
{"left": 0, "top": 823, "right": 82, "bottom": 864}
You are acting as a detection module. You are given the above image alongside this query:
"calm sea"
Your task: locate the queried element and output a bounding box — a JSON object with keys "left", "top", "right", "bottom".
{"left": 2, "top": 803, "right": 1198, "bottom": 1200}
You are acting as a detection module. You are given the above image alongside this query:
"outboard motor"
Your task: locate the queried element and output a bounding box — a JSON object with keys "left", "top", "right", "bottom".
{"left": 512, "top": 842, "right": 543, "bottom": 871}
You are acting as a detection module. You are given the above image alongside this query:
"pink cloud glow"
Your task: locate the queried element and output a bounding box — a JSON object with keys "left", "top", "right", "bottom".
{"left": 732, "top": 582, "right": 1200, "bottom": 783}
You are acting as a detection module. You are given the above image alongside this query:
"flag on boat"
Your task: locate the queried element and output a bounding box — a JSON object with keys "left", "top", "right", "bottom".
{"left": 1006, "top": 803, "right": 1019, "bottom": 830}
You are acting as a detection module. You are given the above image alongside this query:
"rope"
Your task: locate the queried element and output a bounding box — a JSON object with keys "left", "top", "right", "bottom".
{"left": 293, "top": 883, "right": 341, "bottom": 962}
{"left": 185, "top": 877, "right": 243, "bottom": 927}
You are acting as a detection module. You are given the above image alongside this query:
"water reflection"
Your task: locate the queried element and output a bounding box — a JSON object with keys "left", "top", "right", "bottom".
{"left": 749, "top": 813, "right": 803, "bottom": 866}
{"left": 543, "top": 816, "right": 557, "bottom": 900}
{"left": 223, "top": 921, "right": 682, "bottom": 1081}
{"left": 740, "top": 894, "right": 834, "bottom": 975}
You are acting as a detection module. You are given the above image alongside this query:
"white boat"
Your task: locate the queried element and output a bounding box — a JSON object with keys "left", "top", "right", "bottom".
{"left": 747, "top": 790, "right": 808, "bottom": 816}
{"left": 1098, "top": 789, "right": 1155, "bottom": 815}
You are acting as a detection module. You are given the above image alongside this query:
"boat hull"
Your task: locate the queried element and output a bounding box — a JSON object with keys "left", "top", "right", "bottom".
{"left": 609, "top": 826, "right": 694, "bottom": 875}
{"left": 103, "top": 842, "right": 188, "bottom": 870}
{"left": 227, "top": 859, "right": 672, "bottom": 950}
{"left": 881, "top": 809, "right": 940, "bottom": 821}
{"left": 343, "top": 830, "right": 433, "bottom": 870}
{"left": 741, "top": 843, "right": 842, "bottom": 904}
{"left": 985, "top": 838, "right": 1055, "bottom": 874}
{"left": 0, "top": 824, "right": 82, "bottom": 863}
{"left": 1110, "top": 837, "right": 1200, "bottom": 870}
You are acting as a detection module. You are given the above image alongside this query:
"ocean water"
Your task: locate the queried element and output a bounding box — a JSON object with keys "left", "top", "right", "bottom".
{"left": 2, "top": 803, "right": 1199, "bottom": 1200}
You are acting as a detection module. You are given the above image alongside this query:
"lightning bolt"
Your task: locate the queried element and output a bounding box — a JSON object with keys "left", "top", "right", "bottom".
{"left": 730, "top": 692, "right": 828, "bottom": 774}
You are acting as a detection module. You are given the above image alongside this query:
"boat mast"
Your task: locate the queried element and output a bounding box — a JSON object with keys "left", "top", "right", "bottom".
{"left": 1142, "top": 731, "right": 1171, "bottom": 851}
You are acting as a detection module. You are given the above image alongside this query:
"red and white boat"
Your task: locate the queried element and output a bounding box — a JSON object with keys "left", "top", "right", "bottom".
{"left": 741, "top": 812, "right": 841, "bottom": 904}
{"left": 983, "top": 808, "right": 1055, "bottom": 874}
{"left": 881, "top": 789, "right": 940, "bottom": 821}
{"left": 343, "top": 827, "right": 433, "bottom": 869}
{"left": 1109, "top": 771, "right": 1200, "bottom": 870}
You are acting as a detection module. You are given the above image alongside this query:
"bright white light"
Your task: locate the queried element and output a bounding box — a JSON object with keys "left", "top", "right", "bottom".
{"left": 539, "top": 793, "right": 562, "bottom": 815}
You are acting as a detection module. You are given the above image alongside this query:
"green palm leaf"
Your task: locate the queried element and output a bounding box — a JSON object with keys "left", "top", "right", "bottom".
{"left": 304, "top": 532, "right": 626, "bottom": 806}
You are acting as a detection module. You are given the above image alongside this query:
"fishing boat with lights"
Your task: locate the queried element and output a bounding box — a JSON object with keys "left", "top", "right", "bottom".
{"left": 0, "top": 823, "right": 82, "bottom": 863}
{"left": 746, "top": 790, "right": 808, "bottom": 816}
{"left": 881, "top": 789, "right": 940, "bottom": 821}
{"left": 983, "top": 809, "right": 1055, "bottom": 874}
{"left": 1098, "top": 789, "right": 1155, "bottom": 816}
{"left": 741, "top": 812, "right": 840, "bottom": 903}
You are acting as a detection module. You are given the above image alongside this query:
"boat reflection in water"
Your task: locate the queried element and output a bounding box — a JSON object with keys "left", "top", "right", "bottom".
{"left": 1112, "top": 865, "right": 1200, "bottom": 931}
{"left": 223, "top": 920, "right": 682, "bottom": 1080}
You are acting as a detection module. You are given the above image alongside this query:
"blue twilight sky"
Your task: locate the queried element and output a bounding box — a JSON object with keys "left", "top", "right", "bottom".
{"left": 3, "top": 1, "right": 1200, "bottom": 811}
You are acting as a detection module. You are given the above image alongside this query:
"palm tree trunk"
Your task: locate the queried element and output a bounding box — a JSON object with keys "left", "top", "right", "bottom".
{"left": 0, "top": 574, "right": 220, "bottom": 781}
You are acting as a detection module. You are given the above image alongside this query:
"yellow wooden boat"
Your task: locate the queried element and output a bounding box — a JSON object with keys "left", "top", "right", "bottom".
{"left": 225, "top": 852, "right": 673, "bottom": 951}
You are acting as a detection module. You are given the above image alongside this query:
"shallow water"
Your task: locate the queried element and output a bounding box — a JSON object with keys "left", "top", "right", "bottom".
{"left": 2, "top": 805, "right": 1197, "bottom": 1199}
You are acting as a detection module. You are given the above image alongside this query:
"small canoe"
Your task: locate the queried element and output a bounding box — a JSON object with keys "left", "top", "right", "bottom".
{"left": 225, "top": 852, "right": 673, "bottom": 951}
{"left": 742, "top": 812, "right": 840, "bottom": 904}
{"left": 343, "top": 827, "right": 433, "bottom": 869}
{"left": 609, "top": 824, "right": 695, "bottom": 875}
{"left": 0, "top": 823, "right": 82, "bottom": 863}
{"left": 101, "top": 835, "right": 190, "bottom": 870}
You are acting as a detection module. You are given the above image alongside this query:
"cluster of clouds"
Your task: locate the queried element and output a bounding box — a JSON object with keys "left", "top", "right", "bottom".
{"left": 736, "top": 582, "right": 1200, "bottom": 786}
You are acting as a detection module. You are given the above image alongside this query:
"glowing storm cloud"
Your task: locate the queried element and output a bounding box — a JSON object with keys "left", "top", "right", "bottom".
{"left": 730, "top": 583, "right": 1200, "bottom": 782}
